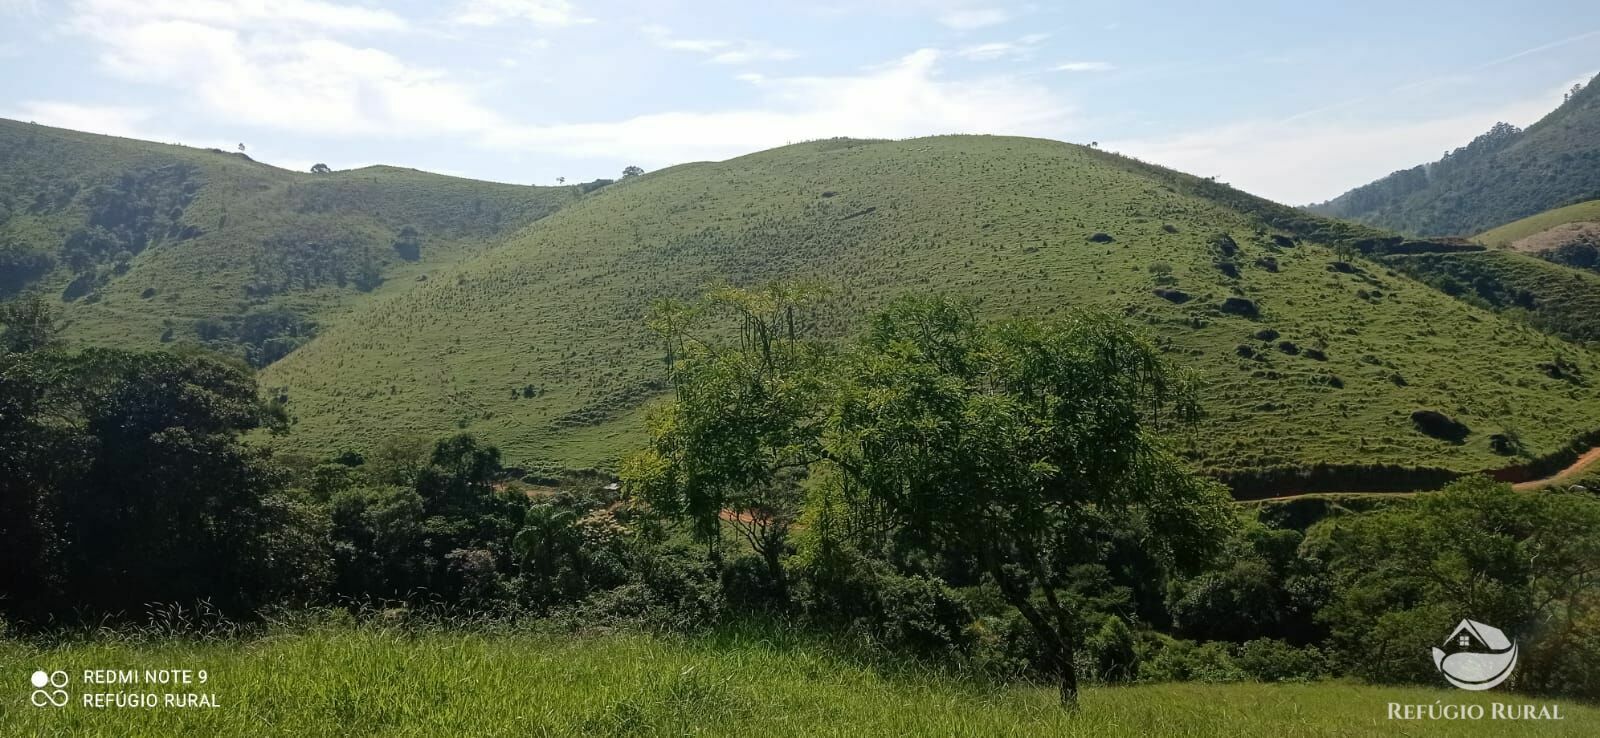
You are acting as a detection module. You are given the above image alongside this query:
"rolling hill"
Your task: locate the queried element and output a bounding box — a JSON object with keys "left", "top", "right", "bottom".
{"left": 1478, "top": 198, "right": 1600, "bottom": 249}
{"left": 0, "top": 118, "right": 578, "bottom": 365}
{"left": 1308, "top": 73, "right": 1600, "bottom": 236}
{"left": 256, "top": 135, "right": 1600, "bottom": 477}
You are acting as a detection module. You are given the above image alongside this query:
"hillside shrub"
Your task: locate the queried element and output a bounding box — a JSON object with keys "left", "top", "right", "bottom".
{"left": 1409, "top": 410, "right": 1469, "bottom": 443}
{"left": 1218, "top": 297, "right": 1258, "bottom": 317}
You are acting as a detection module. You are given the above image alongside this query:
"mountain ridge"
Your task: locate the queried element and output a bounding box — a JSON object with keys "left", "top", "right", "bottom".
{"left": 1308, "top": 74, "right": 1600, "bottom": 235}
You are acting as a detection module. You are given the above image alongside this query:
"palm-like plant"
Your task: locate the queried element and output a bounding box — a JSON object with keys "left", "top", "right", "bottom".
{"left": 512, "top": 504, "right": 577, "bottom": 581}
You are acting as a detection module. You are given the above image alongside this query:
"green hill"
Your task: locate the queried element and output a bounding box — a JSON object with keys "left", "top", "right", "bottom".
{"left": 1308, "top": 74, "right": 1600, "bottom": 236}
{"left": 1379, "top": 248, "right": 1600, "bottom": 343}
{"left": 1478, "top": 198, "right": 1600, "bottom": 248}
{"left": 0, "top": 118, "right": 578, "bottom": 365}
{"left": 259, "top": 135, "right": 1600, "bottom": 476}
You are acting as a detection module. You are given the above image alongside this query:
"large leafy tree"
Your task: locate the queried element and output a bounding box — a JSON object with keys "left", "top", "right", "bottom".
{"left": 826, "top": 296, "right": 1234, "bottom": 705}
{"left": 1, "top": 297, "right": 328, "bottom": 619}
{"left": 626, "top": 289, "right": 1233, "bottom": 705}
{"left": 624, "top": 284, "right": 829, "bottom": 600}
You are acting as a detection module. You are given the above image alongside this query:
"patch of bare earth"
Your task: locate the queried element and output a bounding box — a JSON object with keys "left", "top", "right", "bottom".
{"left": 1508, "top": 221, "right": 1600, "bottom": 252}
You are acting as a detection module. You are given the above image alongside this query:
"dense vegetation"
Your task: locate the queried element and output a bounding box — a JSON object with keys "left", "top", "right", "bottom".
{"left": 1310, "top": 75, "right": 1600, "bottom": 235}
{"left": 258, "top": 135, "right": 1600, "bottom": 476}
{"left": 7, "top": 293, "right": 1600, "bottom": 708}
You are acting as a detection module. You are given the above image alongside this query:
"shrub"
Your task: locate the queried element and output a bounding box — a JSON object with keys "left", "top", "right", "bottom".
{"left": 1410, "top": 410, "right": 1469, "bottom": 442}
{"left": 1218, "top": 296, "right": 1259, "bottom": 317}
{"left": 1138, "top": 635, "right": 1244, "bottom": 683}
{"left": 1084, "top": 616, "right": 1139, "bottom": 683}
{"left": 1235, "top": 638, "right": 1325, "bottom": 682}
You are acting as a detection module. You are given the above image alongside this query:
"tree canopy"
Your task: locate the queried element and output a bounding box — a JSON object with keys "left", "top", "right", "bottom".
{"left": 624, "top": 286, "right": 1235, "bottom": 705}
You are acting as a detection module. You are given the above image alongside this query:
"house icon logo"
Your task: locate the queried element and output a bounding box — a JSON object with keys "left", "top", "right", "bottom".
{"left": 1431, "top": 619, "right": 1517, "bottom": 691}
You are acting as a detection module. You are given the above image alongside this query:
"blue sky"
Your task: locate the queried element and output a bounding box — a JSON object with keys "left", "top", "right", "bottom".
{"left": 0, "top": 0, "right": 1596, "bottom": 203}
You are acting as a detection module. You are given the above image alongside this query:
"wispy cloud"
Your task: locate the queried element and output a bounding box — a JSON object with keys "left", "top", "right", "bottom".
{"left": 956, "top": 33, "right": 1047, "bottom": 61}
{"left": 481, "top": 49, "right": 1073, "bottom": 165}
{"left": 937, "top": 8, "right": 1009, "bottom": 30}
{"left": 1281, "top": 28, "right": 1600, "bottom": 124}
{"left": 1113, "top": 92, "right": 1559, "bottom": 204}
{"left": 65, "top": 0, "right": 503, "bottom": 137}
{"left": 642, "top": 25, "right": 797, "bottom": 65}
{"left": 56, "top": 0, "right": 1073, "bottom": 173}
{"left": 3, "top": 101, "right": 156, "bottom": 138}
{"left": 73, "top": 0, "right": 407, "bottom": 32}
{"left": 1053, "top": 61, "right": 1114, "bottom": 73}
{"left": 452, "top": 0, "right": 593, "bottom": 28}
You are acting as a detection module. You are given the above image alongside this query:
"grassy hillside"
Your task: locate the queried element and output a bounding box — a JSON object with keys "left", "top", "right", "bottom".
{"left": 0, "top": 118, "right": 577, "bottom": 365}
{"left": 1479, "top": 198, "right": 1600, "bottom": 248}
{"left": 261, "top": 135, "right": 1600, "bottom": 474}
{"left": 1309, "top": 74, "right": 1600, "bottom": 235}
{"left": 4, "top": 627, "right": 1594, "bottom": 736}
{"left": 1380, "top": 249, "right": 1600, "bottom": 343}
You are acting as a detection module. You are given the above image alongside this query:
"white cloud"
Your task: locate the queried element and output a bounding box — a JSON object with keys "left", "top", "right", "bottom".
{"left": 453, "top": 0, "right": 593, "bottom": 28}
{"left": 3, "top": 101, "right": 157, "bottom": 139}
{"left": 1053, "top": 61, "right": 1114, "bottom": 73}
{"left": 1112, "top": 95, "right": 1557, "bottom": 205}
{"left": 484, "top": 48, "right": 1072, "bottom": 165}
{"left": 58, "top": 0, "right": 1070, "bottom": 172}
{"left": 642, "top": 25, "right": 796, "bottom": 64}
{"left": 72, "top": 0, "right": 406, "bottom": 32}
{"left": 937, "top": 8, "right": 1009, "bottom": 30}
{"left": 956, "top": 32, "right": 1046, "bottom": 61}
{"left": 65, "top": 1, "right": 508, "bottom": 138}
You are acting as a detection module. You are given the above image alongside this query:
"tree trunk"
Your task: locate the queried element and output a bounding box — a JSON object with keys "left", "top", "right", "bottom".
{"left": 762, "top": 543, "right": 788, "bottom": 603}
{"left": 988, "top": 561, "right": 1079, "bottom": 708}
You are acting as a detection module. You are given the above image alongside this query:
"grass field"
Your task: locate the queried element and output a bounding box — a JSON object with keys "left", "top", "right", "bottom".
{"left": 1478, "top": 198, "right": 1600, "bottom": 248}
{"left": 261, "top": 135, "right": 1600, "bottom": 474}
{"left": 3, "top": 626, "right": 1593, "bottom": 736}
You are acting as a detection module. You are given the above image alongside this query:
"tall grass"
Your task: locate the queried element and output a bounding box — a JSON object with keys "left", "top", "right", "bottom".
{"left": 4, "top": 621, "right": 1596, "bottom": 736}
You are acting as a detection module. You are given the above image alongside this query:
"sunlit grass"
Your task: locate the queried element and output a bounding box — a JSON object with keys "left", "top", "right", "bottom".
{"left": 259, "top": 135, "right": 1600, "bottom": 475}
{"left": 4, "top": 625, "right": 1595, "bottom": 736}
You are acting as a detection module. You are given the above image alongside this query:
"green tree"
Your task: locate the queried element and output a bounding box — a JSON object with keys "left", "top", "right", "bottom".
{"left": 0, "top": 298, "right": 69, "bottom": 615}
{"left": 825, "top": 295, "right": 1234, "bottom": 706}
{"left": 1317, "top": 476, "right": 1600, "bottom": 693}
{"left": 624, "top": 283, "right": 828, "bottom": 600}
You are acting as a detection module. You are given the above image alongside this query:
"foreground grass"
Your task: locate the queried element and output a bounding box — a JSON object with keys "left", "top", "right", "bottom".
{"left": 3, "top": 627, "right": 1594, "bottom": 736}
